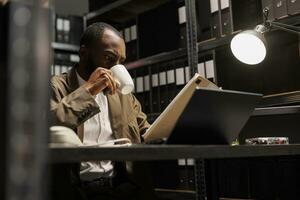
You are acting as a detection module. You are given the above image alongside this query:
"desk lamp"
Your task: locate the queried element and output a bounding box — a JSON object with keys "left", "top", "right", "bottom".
{"left": 230, "top": 8, "right": 300, "bottom": 65}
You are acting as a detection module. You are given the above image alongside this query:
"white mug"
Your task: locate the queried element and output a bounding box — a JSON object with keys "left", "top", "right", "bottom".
{"left": 110, "top": 64, "right": 134, "bottom": 95}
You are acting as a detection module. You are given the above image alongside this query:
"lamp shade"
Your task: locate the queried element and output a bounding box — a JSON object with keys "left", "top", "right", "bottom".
{"left": 230, "top": 28, "right": 267, "bottom": 65}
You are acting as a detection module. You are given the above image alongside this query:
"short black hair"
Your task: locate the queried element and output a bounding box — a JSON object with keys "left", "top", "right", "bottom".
{"left": 80, "top": 22, "right": 122, "bottom": 47}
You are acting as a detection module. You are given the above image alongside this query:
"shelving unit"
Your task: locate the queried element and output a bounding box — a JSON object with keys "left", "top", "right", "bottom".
{"left": 125, "top": 32, "right": 239, "bottom": 70}
{"left": 83, "top": 2, "right": 300, "bottom": 200}
{"left": 51, "top": 42, "right": 80, "bottom": 52}
{"left": 124, "top": 13, "right": 300, "bottom": 70}
{"left": 253, "top": 105, "right": 300, "bottom": 116}
{"left": 86, "top": 0, "right": 170, "bottom": 23}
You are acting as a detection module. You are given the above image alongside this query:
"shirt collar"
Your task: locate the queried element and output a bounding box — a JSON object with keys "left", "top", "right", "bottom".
{"left": 76, "top": 70, "right": 105, "bottom": 97}
{"left": 76, "top": 70, "right": 86, "bottom": 87}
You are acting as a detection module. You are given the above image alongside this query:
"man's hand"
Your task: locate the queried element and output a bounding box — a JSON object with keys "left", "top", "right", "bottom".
{"left": 82, "top": 67, "right": 118, "bottom": 96}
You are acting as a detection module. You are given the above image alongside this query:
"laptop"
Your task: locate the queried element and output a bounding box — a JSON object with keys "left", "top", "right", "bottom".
{"left": 143, "top": 74, "right": 262, "bottom": 145}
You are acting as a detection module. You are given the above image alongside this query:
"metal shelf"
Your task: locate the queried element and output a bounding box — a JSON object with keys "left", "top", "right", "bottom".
{"left": 86, "top": 0, "right": 170, "bottom": 23}
{"left": 125, "top": 48, "right": 186, "bottom": 70}
{"left": 260, "top": 91, "right": 300, "bottom": 107}
{"left": 125, "top": 33, "right": 238, "bottom": 69}
{"left": 253, "top": 105, "right": 300, "bottom": 116}
{"left": 50, "top": 144, "right": 300, "bottom": 163}
{"left": 51, "top": 42, "right": 80, "bottom": 52}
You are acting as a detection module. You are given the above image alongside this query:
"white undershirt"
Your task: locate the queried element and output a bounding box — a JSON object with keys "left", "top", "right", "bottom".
{"left": 76, "top": 71, "right": 114, "bottom": 180}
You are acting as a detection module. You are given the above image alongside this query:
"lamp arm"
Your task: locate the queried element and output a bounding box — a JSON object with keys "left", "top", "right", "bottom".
{"left": 267, "top": 21, "right": 300, "bottom": 35}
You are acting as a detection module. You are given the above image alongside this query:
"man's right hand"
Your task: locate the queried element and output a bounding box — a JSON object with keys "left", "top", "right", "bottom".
{"left": 82, "top": 67, "right": 118, "bottom": 96}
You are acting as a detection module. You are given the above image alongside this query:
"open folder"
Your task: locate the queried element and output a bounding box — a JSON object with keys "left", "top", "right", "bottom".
{"left": 143, "top": 73, "right": 219, "bottom": 143}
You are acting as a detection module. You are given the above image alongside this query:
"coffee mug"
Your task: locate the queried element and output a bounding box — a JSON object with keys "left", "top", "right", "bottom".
{"left": 110, "top": 64, "right": 134, "bottom": 95}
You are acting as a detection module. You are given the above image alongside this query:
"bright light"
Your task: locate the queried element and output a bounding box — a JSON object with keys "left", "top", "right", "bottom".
{"left": 230, "top": 31, "right": 267, "bottom": 65}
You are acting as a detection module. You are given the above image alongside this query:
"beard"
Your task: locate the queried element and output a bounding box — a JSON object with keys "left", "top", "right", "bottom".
{"left": 85, "top": 53, "right": 99, "bottom": 76}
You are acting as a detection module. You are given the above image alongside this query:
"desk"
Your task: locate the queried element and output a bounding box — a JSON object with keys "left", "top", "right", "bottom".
{"left": 50, "top": 144, "right": 300, "bottom": 163}
{"left": 49, "top": 144, "right": 300, "bottom": 200}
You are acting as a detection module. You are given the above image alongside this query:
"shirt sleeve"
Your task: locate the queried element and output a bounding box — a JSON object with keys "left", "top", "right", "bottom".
{"left": 50, "top": 76, "right": 100, "bottom": 129}
{"left": 130, "top": 93, "right": 151, "bottom": 136}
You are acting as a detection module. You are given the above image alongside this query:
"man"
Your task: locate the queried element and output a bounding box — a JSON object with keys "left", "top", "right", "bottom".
{"left": 50, "top": 23, "right": 154, "bottom": 200}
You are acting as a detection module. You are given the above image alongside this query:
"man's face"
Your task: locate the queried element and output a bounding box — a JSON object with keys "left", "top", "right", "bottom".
{"left": 85, "top": 29, "right": 126, "bottom": 75}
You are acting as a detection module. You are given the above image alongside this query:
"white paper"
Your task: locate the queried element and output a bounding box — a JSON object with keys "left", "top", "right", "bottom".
{"left": 144, "top": 75, "right": 150, "bottom": 91}
{"left": 159, "top": 72, "right": 167, "bottom": 86}
{"left": 185, "top": 66, "right": 191, "bottom": 83}
{"left": 152, "top": 74, "right": 159, "bottom": 87}
{"left": 124, "top": 27, "right": 131, "bottom": 43}
{"left": 197, "top": 63, "right": 205, "bottom": 77}
{"left": 210, "top": 0, "right": 219, "bottom": 13}
{"left": 175, "top": 68, "right": 185, "bottom": 85}
{"left": 221, "top": 0, "right": 229, "bottom": 9}
{"left": 136, "top": 77, "right": 144, "bottom": 93}
{"left": 167, "top": 70, "right": 175, "bottom": 84}
{"left": 205, "top": 60, "right": 215, "bottom": 79}
{"left": 56, "top": 18, "right": 63, "bottom": 30}
{"left": 54, "top": 65, "right": 61, "bottom": 75}
{"left": 143, "top": 73, "right": 219, "bottom": 143}
{"left": 63, "top": 19, "right": 70, "bottom": 32}
{"left": 70, "top": 54, "right": 80, "bottom": 62}
{"left": 178, "top": 6, "right": 186, "bottom": 24}
{"left": 130, "top": 25, "right": 137, "bottom": 40}
{"left": 178, "top": 159, "right": 186, "bottom": 166}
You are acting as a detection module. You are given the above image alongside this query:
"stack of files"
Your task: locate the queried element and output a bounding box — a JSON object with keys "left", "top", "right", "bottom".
{"left": 231, "top": 0, "right": 262, "bottom": 31}
{"left": 151, "top": 65, "right": 161, "bottom": 114}
{"left": 135, "top": 67, "right": 148, "bottom": 113}
{"left": 55, "top": 15, "right": 70, "bottom": 43}
{"left": 177, "top": 159, "right": 196, "bottom": 190}
{"left": 121, "top": 24, "right": 138, "bottom": 61}
{"left": 159, "top": 64, "right": 169, "bottom": 111}
{"left": 55, "top": 15, "right": 83, "bottom": 45}
{"left": 178, "top": 3, "right": 187, "bottom": 48}
{"left": 174, "top": 60, "right": 187, "bottom": 96}
{"left": 197, "top": 59, "right": 216, "bottom": 83}
{"left": 209, "top": 0, "right": 233, "bottom": 38}
{"left": 52, "top": 52, "right": 79, "bottom": 76}
{"left": 165, "top": 64, "right": 177, "bottom": 104}
{"left": 196, "top": 0, "right": 213, "bottom": 42}
{"left": 137, "top": 1, "right": 180, "bottom": 58}
{"left": 262, "top": 0, "right": 300, "bottom": 20}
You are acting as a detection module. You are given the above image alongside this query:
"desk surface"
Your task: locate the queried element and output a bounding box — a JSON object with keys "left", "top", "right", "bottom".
{"left": 49, "top": 144, "right": 300, "bottom": 163}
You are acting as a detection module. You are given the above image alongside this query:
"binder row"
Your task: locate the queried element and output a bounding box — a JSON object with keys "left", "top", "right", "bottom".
{"left": 152, "top": 159, "right": 196, "bottom": 191}
{"left": 51, "top": 52, "right": 79, "bottom": 76}
{"left": 128, "top": 56, "right": 216, "bottom": 122}
{"left": 119, "top": 24, "right": 138, "bottom": 62}
{"left": 55, "top": 15, "right": 83, "bottom": 45}
{"left": 177, "top": 159, "right": 196, "bottom": 190}
{"left": 262, "top": 0, "right": 300, "bottom": 20}
{"left": 178, "top": 3, "right": 187, "bottom": 48}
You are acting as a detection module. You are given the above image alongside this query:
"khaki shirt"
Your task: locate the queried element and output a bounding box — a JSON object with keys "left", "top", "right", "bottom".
{"left": 50, "top": 66, "right": 150, "bottom": 144}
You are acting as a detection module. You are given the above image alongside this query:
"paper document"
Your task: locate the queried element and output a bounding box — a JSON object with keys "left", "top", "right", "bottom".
{"left": 143, "top": 73, "right": 219, "bottom": 142}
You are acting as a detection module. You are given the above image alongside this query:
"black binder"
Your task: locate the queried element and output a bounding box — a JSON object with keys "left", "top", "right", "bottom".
{"left": 69, "top": 15, "right": 83, "bottom": 46}
{"left": 151, "top": 65, "right": 160, "bottom": 114}
{"left": 138, "top": 1, "right": 179, "bottom": 58}
{"left": 287, "top": 0, "right": 300, "bottom": 15}
{"left": 159, "top": 64, "right": 169, "bottom": 111}
{"left": 196, "top": 0, "right": 212, "bottom": 42}
{"left": 274, "top": 0, "right": 288, "bottom": 19}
